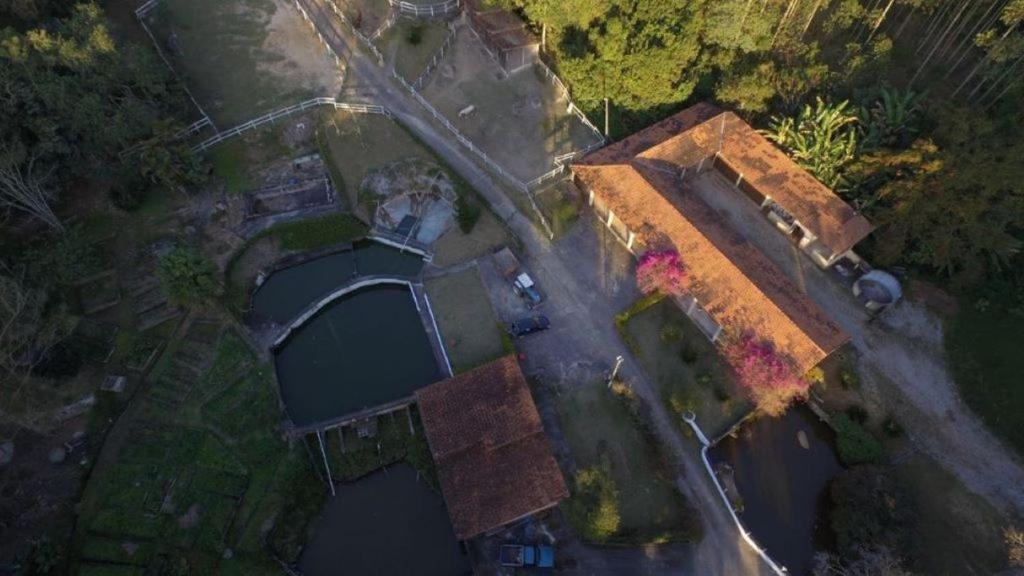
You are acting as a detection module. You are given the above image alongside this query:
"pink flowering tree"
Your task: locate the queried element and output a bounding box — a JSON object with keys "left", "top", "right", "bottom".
{"left": 725, "top": 332, "right": 809, "bottom": 416}
{"left": 635, "top": 250, "right": 688, "bottom": 296}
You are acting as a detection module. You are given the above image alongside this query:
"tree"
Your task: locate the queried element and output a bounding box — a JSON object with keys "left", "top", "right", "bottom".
{"left": 717, "top": 61, "right": 780, "bottom": 113}
{"left": 828, "top": 465, "right": 916, "bottom": 559}
{"left": 565, "top": 465, "right": 620, "bottom": 543}
{"left": 813, "top": 545, "right": 915, "bottom": 576}
{"left": 723, "top": 332, "right": 809, "bottom": 416}
{"left": 635, "top": 249, "right": 688, "bottom": 296}
{"left": 765, "top": 98, "right": 860, "bottom": 188}
{"left": 1007, "top": 525, "right": 1024, "bottom": 568}
{"left": 858, "top": 87, "right": 923, "bottom": 150}
{"left": 157, "top": 247, "right": 224, "bottom": 310}
{"left": 0, "top": 3, "right": 189, "bottom": 228}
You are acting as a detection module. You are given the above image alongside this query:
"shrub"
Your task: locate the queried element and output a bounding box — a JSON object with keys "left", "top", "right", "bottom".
{"left": 832, "top": 413, "right": 885, "bottom": 466}
{"left": 845, "top": 404, "right": 869, "bottom": 424}
{"left": 659, "top": 323, "right": 682, "bottom": 343}
{"left": 678, "top": 343, "right": 698, "bottom": 364}
{"left": 840, "top": 369, "right": 860, "bottom": 390}
{"left": 636, "top": 249, "right": 687, "bottom": 296}
{"left": 455, "top": 193, "right": 481, "bottom": 233}
{"left": 724, "top": 332, "right": 809, "bottom": 417}
{"left": 664, "top": 387, "right": 694, "bottom": 416}
{"left": 266, "top": 213, "right": 367, "bottom": 250}
{"left": 565, "top": 466, "right": 620, "bottom": 543}
{"left": 804, "top": 366, "right": 825, "bottom": 385}
{"left": 883, "top": 416, "right": 904, "bottom": 438}
{"left": 157, "top": 247, "right": 224, "bottom": 310}
{"left": 109, "top": 174, "right": 147, "bottom": 211}
{"left": 406, "top": 23, "right": 424, "bottom": 45}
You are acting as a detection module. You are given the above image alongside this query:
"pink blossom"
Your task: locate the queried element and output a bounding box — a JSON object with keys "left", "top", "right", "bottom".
{"left": 725, "top": 332, "right": 809, "bottom": 416}
{"left": 636, "top": 250, "right": 688, "bottom": 296}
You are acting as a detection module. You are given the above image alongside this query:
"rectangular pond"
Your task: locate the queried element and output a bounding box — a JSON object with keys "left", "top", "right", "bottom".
{"left": 274, "top": 284, "right": 443, "bottom": 426}
{"left": 300, "top": 463, "right": 471, "bottom": 576}
{"left": 709, "top": 405, "right": 843, "bottom": 575}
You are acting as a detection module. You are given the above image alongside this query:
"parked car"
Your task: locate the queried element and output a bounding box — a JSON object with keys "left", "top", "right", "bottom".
{"left": 513, "top": 272, "right": 543, "bottom": 308}
{"left": 499, "top": 544, "right": 555, "bottom": 568}
{"left": 494, "top": 247, "right": 543, "bottom": 308}
{"left": 508, "top": 315, "right": 550, "bottom": 338}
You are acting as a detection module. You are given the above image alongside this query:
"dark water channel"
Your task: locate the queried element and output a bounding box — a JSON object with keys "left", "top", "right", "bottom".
{"left": 253, "top": 240, "right": 424, "bottom": 324}
{"left": 300, "top": 463, "right": 471, "bottom": 576}
{"left": 274, "top": 284, "right": 442, "bottom": 426}
{"left": 709, "top": 405, "right": 843, "bottom": 575}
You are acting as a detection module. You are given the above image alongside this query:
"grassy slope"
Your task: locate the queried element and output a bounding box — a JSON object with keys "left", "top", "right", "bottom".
{"left": 557, "top": 383, "right": 700, "bottom": 544}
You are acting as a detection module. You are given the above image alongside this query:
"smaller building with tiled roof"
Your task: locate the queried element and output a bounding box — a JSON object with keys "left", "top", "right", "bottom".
{"left": 416, "top": 356, "right": 568, "bottom": 540}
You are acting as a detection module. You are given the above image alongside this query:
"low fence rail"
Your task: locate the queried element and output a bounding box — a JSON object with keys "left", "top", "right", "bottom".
{"left": 192, "top": 98, "right": 389, "bottom": 152}
{"left": 323, "top": 0, "right": 385, "bottom": 64}
{"left": 412, "top": 23, "right": 457, "bottom": 89}
{"left": 389, "top": 0, "right": 460, "bottom": 18}
{"left": 536, "top": 60, "right": 604, "bottom": 142}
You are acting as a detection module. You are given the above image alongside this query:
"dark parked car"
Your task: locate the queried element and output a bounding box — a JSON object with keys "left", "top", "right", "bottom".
{"left": 508, "top": 315, "right": 550, "bottom": 338}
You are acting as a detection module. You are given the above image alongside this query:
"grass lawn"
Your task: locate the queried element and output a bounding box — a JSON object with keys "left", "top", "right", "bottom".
{"left": 377, "top": 18, "right": 451, "bottom": 83}
{"left": 624, "top": 298, "right": 751, "bottom": 439}
{"left": 262, "top": 212, "right": 367, "bottom": 250}
{"left": 945, "top": 291, "right": 1024, "bottom": 456}
{"left": 432, "top": 208, "right": 509, "bottom": 267}
{"left": 557, "top": 383, "right": 701, "bottom": 544}
{"left": 146, "top": 0, "right": 341, "bottom": 126}
{"left": 425, "top": 268, "right": 507, "bottom": 372}
{"left": 319, "top": 110, "right": 434, "bottom": 213}
{"left": 74, "top": 327, "right": 326, "bottom": 573}
{"left": 895, "top": 455, "right": 1010, "bottom": 575}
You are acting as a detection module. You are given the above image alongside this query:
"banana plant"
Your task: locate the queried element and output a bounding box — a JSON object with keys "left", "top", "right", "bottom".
{"left": 858, "top": 87, "right": 922, "bottom": 151}
{"left": 765, "top": 97, "right": 859, "bottom": 189}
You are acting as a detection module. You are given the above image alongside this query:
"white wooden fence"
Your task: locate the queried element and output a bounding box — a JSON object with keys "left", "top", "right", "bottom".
{"left": 322, "top": 0, "right": 385, "bottom": 65}
{"left": 412, "top": 23, "right": 457, "bottom": 89}
{"left": 536, "top": 60, "right": 605, "bottom": 143}
{"left": 293, "top": 0, "right": 347, "bottom": 68}
{"left": 192, "top": 98, "right": 389, "bottom": 152}
{"left": 389, "top": 0, "right": 460, "bottom": 18}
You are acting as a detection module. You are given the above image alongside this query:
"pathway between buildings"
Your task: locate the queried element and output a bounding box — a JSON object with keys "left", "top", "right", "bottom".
{"left": 300, "top": 5, "right": 775, "bottom": 573}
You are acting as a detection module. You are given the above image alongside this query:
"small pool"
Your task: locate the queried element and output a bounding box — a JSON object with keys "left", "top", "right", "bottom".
{"left": 274, "top": 284, "right": 442, "bottom": 426}
{"left": 253, "top": 240, "right": 425, "bottom": 324}
{"left": 709, "top": 405, "right": 843, "bottom": 575}
{"left": 300, "top": 463, "right": 471, "bottom": 576}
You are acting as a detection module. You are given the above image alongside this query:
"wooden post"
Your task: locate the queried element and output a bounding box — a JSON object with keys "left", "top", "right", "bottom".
{"left": 626, "top": 231, "right": 636, "bottom": 250}
{"left": 406, "top": 407, "right": 415, "bottom": 435}
{"left": 588, "top": 189, "right": 595, "bottom": 206}
{"left": 337, "top": 427, "right": 346, "bottom": 454}
{"left": 687, "top": 298, "right": 698, "bottom": 315}
{"left": 606, "top": 210, "right": 615, "bottom": 228}
{"left": 711, "top": 324, "right": 724, "bottom": 343}
{"left": 735, "top": 173, "right": 744, "bottom": 188}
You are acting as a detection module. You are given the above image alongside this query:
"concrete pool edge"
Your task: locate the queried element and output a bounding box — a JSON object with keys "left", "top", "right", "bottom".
{"left": 683, "top": 412, "right": 789, "bottom": 576}
{"left": 272, "top": 278, "right": 454, "bottom": 435}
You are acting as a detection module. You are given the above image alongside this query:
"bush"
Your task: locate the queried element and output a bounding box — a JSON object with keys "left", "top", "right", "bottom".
{"left": 109, "top": 175, "right": 147, "bottom": 211}
{"left": 845, "top": 404, "right": 869, "bottom": 424}
{"left": 678, "top": 343, "right": 698, "bottom": 364}
{"left": 829, "top": 465, "right": 916, "bottom": 558}
{"left": 565, "top": 466, "right": 620, "bottom": 543}
{"left": 455, "top": 193, "right": 481, "bottom": 233}
{"left": 840, "top": 369, "right": 860, "bottom": 390}
{"left": 832, "top": 413, "right": 885, "bottom": 466}
{"left": 659, "top": 323, "right": 682, "bottom": 343}
{"left": 406, "top": 23, "right": 424, "bottom": 45}
{"left": 157, "top": 246, "right": 224, "bottom": 309}
{"left": 664, "top": 387, "right": 694, "bottom": 416}
{"left": 882, "top": 416, "right": 904, "bottom": 438}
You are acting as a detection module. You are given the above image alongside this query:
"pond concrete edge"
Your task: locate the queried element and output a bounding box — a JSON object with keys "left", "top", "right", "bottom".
{"left": 683, "top": 412, "right": 789, "bottom": 576}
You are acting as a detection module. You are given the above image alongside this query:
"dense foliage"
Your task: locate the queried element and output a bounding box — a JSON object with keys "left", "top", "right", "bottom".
{"left": 157, "top": 246, "right": 224, "bottom": 309}
{"left": 832, "top": 412, "right": 886, "bottom": 465}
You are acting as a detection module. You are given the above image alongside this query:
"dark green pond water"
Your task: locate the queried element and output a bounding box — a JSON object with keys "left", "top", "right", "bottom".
{"left": 300, "top": 463, "right": 471, "bottom": 576}
{"left": 253, "top": 240, "right": 424, "bottom": 324}
{"left": 274, "top": 284, "right": 442, "bottom": 426}
{"left": 709, "top": 405, "right": 842, "bottom": 575}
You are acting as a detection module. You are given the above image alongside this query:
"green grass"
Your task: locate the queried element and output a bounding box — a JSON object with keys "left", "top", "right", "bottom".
{"left": 623, "top": 298, "right": 751, "bottom": 439}
{"left": 320, "top": 411, "right": 437, "bottom": 487}
{"left": 557, "top": 383, "right": 701, "bottom": 544}
{"left": 208, "top": 139, "right": 260, "bottom": 194}
{"left": 946, "top": 291, "right": 1024, "bottom": 456}
{"left": 425, "top": 268, "right": 505, "bottom": 372}
{"left": 378, "top": 19, "right": 451, "bottom": 83}
{"left": 535, "top": 181, "right": 581, "bottom": 238}
{"left": 262, "top": 212, "right": 367, "bottom": 250}
{"left": 74, "top": 328, "right": 326, "bottom": 573}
